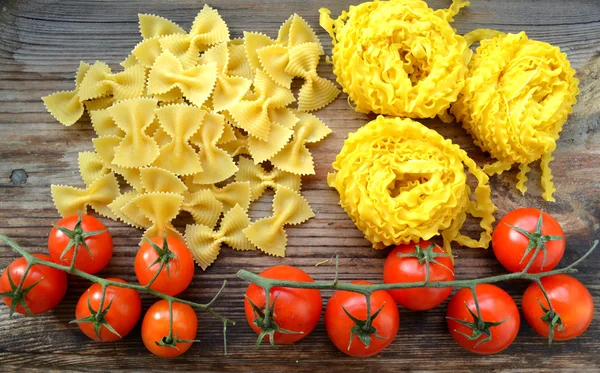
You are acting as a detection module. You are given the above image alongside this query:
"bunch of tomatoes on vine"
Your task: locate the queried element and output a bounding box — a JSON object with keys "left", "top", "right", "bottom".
{"left": 0, "top": 207, "right": 596, "bottom": 358}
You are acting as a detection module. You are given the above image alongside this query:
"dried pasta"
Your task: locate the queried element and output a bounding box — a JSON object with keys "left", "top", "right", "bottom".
{"left": 108, "top": 191, "right": 152, "bottom": 229}
{"left": 51, "top": 172, "right": 120, "bottom": 219}
{"left": 328, "top": 116, "right": 497, "bottom": 254}
{"left": 78, "top": 151, "right": 109, "bottom": 186}
{"left": 181, "top": 190, "right": 223, "bottom": 227}
{"left": 42, "top": 62, "right": 90, "bottom": 126}
{"left": 450, "top": 31, "right": 579, "bottom": 201}
{"left": 236, "top": 156, "right": 301, "bottom": 201}
{"left": 79, "top": 62, "right": 146, "bottom": 102}
{"left": 92, "top": 136, "right": 144, "bottom": 191}
{"left": 122, "top": 192, "right": 185, "bottom": 244}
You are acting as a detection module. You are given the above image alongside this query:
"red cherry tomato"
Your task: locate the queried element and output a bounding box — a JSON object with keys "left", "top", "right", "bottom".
{"left": 522, "top": 274, "right": 593, "bottom": 341}
{"left": 0, "top": 254, "right": 67, "bottom": 315}
{"left": 492, "top": 208, "right": 565, "bottom": 273}
{"left": 135, "top": 236, "right": 195, "bottom": 296}
{"left": 142, "top": 300, "right": 198, "bottom": 358}
{"left": 383, "top": 241, "right": 454, "bottom": 310}
{"left": 48, "top": 214, "right": 113, "bottom": 274}
{"left": 75, "top": 278, "right": 142, "bottom": 342}
{"left": 447, "top": 284, "right": 520, "bottom": 354}
{"left": 244, "top": 265, "right": 322, "bottom": 344}
{"left": 325, "top": 280, "right": 399, "bottom": 357}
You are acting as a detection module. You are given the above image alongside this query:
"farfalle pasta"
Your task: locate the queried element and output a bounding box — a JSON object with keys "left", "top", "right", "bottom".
{"left": 319, "top": 0, "right": 470, "bottom": 119}
{"left": 43, "top": 6, "right": 336, "bottom": 269}
{"left": 328, "top": 116, "right": 496, "bottom": 254}
{"left": 451, "top": 31, "right": 579, "bottom": 201}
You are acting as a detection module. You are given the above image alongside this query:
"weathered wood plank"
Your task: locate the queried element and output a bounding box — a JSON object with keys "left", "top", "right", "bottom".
{"left": 0, "top": 0, "right": 599, "bottom": 371}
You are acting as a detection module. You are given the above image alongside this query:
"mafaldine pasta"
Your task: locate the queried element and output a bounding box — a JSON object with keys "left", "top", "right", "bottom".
{"left": 319, "top": 0, "right": 470, "bottom": 120}
{"left": 451, "top": 31, "right": 579, "bottom": 202}
{"left": 328, "top": 116, "right": 497, "bottom": 255}
{"left": 46, "top": 6, "right": 335, "bottom": 269}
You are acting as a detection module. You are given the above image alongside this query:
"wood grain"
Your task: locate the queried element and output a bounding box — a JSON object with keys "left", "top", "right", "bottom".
{"left": 1, "top": 0, "right": 599, "bottom": 371}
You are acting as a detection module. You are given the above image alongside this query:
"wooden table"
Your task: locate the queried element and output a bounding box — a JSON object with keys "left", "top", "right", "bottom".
{"left": 1, "top": 0, "right": 599, "bottom": 371}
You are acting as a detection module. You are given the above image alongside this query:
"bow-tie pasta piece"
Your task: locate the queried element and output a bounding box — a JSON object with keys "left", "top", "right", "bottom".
{"left": 270, "top": 112, "right": 332, "bottom": 175}
{"left": 285, "top": 42, "right": 340, "bottom": 112}
{"left": 191, "top": 182, "right": 251, "bottom": 213}
{"left": 51, "top": 172, "right": 120, "bottom": 219}
{"left": 219, "top": 127, "right": 250, "bottom": 157}
{"left": 190, "top": 112, "right": 238, "bottom": 184}
{"left": 89, "top": 108, "right": 124, "bottom": 137}
{"left": 42, "top": 61, "right": 90, "bottom": 126}
{"left": 236, "top": 157, "right": 301, "bottom": 201}
{"left": 159, "top": 4, "right": 230, "bottom": 69}
{"left": 199, "top": 42, "right": 252, "bottom": 112}
{"left": 185, "top": 204, "right": 255, "bottom": 270}
{"left": 247, "top": 121, "right": 293, "bottom": 164}
{"left": 243, "top": 186, "right": 314, "bottom": 257}
{"left": 108, "top": 191, "right": 152, "bottom": 229}
{"left": 147, "top": 50, "right": 218, "bottom": 107}
{"left": 257, "top": 45, "right": 293, "bottom": 88}
{"left": 138, "top": 14, "right": 186, "bottom": 39}
{"left": 227, "top": 39, "right": 254, "bottom": 80}
{"left": 92, "top": 135, "right": 144, "bottom": 190}
{"left": 78, "top": 151, "right": 110, "bottom": 186}
{"left": 152, "top": 104, "right": 205, "bottom": 175}
{"left": 243, "top": 32, "right": 277, "bottom": 72}
{"left": 139, "top": 167, "right": 188, "bottom": 194}
{"left": 277, "top": 13, "right": 322, "bottom": 49}
{"left": 109, "top": 98, "right": 160, "bottom": 169}
{"left": 84, "top": 96, "right": 116, "bottom": 112}
{"left": 122, "top": 192, "right": 185, "bottom": 244}
{"left": 181, "top": 190, "right": 223, "bottom": 228}
{"left": 78, "top": 62, "right": 146, "bottom": 102}
{"left": 228, "top": 70, "right": 295, "bottom": 141}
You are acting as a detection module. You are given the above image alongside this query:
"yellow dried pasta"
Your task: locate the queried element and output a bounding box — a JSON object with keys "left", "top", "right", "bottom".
{"left": 244, "top": 186, "right": 314, "bottom": 257}
{"left": 227, "top": 39, "right": 254, "bottom": 80}
{"left": 42, "top": 61, "right": 90, "bottom": 126}
{"left": 78, "top": 151, "right": 109, "bottom": 186}
{"left": 108, "top": 191, "right": 152, "bottom": 229}
{"left": 185, "top": 204, "right": 255, "bottom": 270}
{"left": 451, "top": 31, "right": 579, "bottom": 202}
{"left": 236, "top": 156, "right": 301, "bottom": 201}
{"left": 51, "top": 172, "right": 120, "bottom": 219}
{"left": 139, "top": 167, "right": 188, "bottom": 194}
{"left": 122, "top": 192, "right": 185, "bottom": 244}
{"left": 92, "top": 135, "right": 144, "bottom": 191}
{"left": 181, "top": 190, "right": 223, "bottom": 227}
{"left": 89, "top": 108, "right": 124, "bottom": 137}
{"left": 190, "top": 182, "right": 252, "bottom": 214}
{"left": 79, "top": 62, "right": 146, "bottom": 102}
{"left": 328, "top": 116, "right": 496, "bottom": 254}
{"left": 319, "top": 0, "right": 470, "bottom": 119}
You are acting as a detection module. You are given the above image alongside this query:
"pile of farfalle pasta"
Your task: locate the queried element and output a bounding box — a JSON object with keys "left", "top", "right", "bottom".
{"left": 322, "top": 0, "right": 579, "bottom": 251}
{"left": 43, "top": 5, "right": 339, "bottom": 269}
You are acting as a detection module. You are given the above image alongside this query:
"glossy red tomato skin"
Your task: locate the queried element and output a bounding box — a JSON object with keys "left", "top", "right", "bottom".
{"left": 48, "top": 214, "right": 113, "bottom": 274}
{"left": 522, "top": 274, "right": 594, "bottom": 341}
{"left": 0, "top": 254, "right": 67, "bottom": 315}
{"left": 142, "top": 300, "right": 198, "bottom": 358}
{"left": 492, "top": 208, "right": 565, "bottom": 273}
{"left": 75, "top": 278, "right": 142, "bottom": 342}
{"left": 244, "top": 265, "right": 322, "bottom": 344}
{"left": 447, "top": 284, "right": 520, "bottom": 354}
{"left": 383, "top": 241, "right": 454, "bottom": 310}
{"left": 325, "top": 280, "right": 399, "bottom": 358}
{"left": 134, "top": 237, "right": 195, "bottom": 296}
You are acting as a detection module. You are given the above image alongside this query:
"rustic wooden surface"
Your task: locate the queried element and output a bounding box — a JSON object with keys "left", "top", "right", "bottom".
{"left": 1, "top": 0, "right": 599, "bottom": 371}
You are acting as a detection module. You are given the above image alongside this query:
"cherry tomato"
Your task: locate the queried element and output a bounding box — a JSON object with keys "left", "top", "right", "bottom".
{"left": 48, "top": 214, "right": 113, "bottom": 274}
{"left": 447, "top": 284, "right": 520, "bottom": 354}
{"left": 142, "top": 300, "right": 198, "bottom": 358}
{"left": 0, "top": 254, "right": 67, "bottom": 315}
{"left": 325, "top": 280, "right": 399, "bottom": 357}
{"left": 383, "top": 241, "right": 454, "bottom": 310}
{"left": 492, "top": 208, "right": 565, "bottom": 273}
{"left": 522, "top": 274, "right": 593, "bottom": 341}
{"left": 244, "top": 265, "right": 322, "bottom": 344}
{"left": 75, "top": 278, "right": 142, "bottom": 342}
{"left": 135, "top": 237, "right": 195, "bottom": 296}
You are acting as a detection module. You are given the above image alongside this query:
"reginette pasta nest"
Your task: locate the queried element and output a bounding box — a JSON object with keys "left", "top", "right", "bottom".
{"left": 328, "top": 116, "right": 497, "bottom": 254}
{"left": 451, "top": 31, "right": 579, "bottom": 202}
{"left": 319, "top": 0, "right": 471, "bottom": 120}
{"left": 43, "top": 6, "right": 337, "bottom": 269}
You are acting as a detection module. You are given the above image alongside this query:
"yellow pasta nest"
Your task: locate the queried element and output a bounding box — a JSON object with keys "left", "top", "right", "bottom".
{"left": 319, "top": 0, "right": 471, "bottom": 120}
{"left": 451, "top": 31, "right": 579, "bottom": 202}
{"left": 328, "top": 116, "right": 496, "bottom": 253}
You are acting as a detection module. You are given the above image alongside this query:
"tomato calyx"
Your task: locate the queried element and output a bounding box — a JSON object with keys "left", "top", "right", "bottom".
{"left": 507, "top": 211, "right": 564, "bottom": 271}
{"left": 155, "top": 332, "right": 200, "bottom": 349}
{"left": 53, "top": 213, "right": 107, "bottom": 268}
{"left": 71, "top": 289, "right": 122, "bottom": 341}
{"left": 145, "top": 234, "right": 179, "bottom": 281}
{"left": 397, "top": 243, "right": 454, "bottom": 276}
{"left": 0, "top": 268, "right": 41, "bottom": 317}
{"left": 342, "top": 302, "right": 388, "bottom": 350}
{"left": 537, "top": 297, "right": 565, "bottom": 345}
{"left": 447, "top": 300, "right": 509, "bottom": 348}
{"left": 246, "top": 293, "right": 303, "bottom": 349}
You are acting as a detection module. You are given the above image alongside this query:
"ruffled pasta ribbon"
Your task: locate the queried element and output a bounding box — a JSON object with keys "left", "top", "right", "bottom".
{"left": 451, "top": 31, "right": 579, "bottom": 201}
{"left": 328, "top": 116, "right": 496, "bottom": 254}
{"left": 185, "top": 204, "right": 255, "bottom": 270}
{"left": 42, "top": 62, "right": 90, "bottom": 126}
{"left": 270, "top": 112, "right": 332, "bottom": 175}
{"left": 122, "top": 192, "right": 185, "bottom": 244}
{"left": 319, "top": 0, "right": 470, "bottom": 120}
{"left": 51, "top": 172, "right": 120, "bottom": 219}
{"left": 244, "top": 186, "right": 314, "bottom": 257}
{"left": 236, "top": 157, "right": 301, "bottom": 201}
